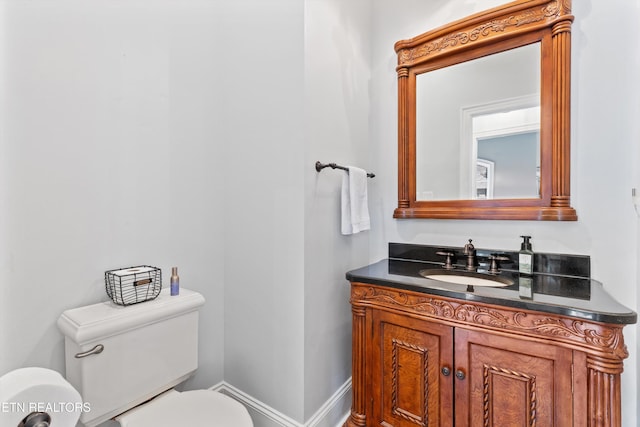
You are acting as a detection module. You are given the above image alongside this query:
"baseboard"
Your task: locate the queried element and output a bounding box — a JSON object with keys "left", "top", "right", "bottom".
{"left": 303, "top": 378, "right": 352, "bottom": 427}
{"left": 210, "top": 377, "right": 351, "bottom": 427}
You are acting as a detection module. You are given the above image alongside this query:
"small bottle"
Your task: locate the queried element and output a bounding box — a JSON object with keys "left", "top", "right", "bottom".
{"left": 518, "top": 236, "right": 534, "bottom": 275}
{"left": 170, "top": 267, "right": 180, "bottom": 296}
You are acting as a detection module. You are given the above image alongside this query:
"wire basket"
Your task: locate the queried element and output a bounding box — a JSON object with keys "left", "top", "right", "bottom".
{"left": 105, "top": 266, "right": 162, "bottom": 306}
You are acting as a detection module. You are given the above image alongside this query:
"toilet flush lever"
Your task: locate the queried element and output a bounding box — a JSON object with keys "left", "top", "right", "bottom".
{"left": 75, "top": 344, "right": 104, "bottom": 358}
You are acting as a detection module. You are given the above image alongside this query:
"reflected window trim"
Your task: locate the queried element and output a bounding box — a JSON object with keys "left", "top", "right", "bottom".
{"left": 462, "top": 95, "right": 540, "bottom": 200}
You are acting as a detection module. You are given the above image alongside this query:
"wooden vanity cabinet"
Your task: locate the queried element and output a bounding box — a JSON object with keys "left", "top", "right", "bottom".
{"left": 346, "top": 282, "right": 629, "bottom": 427}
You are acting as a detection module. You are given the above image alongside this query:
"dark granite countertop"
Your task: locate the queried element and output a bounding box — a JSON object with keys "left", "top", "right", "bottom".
{"left": 346, "top": 258, "right": 637, "bottom": 325}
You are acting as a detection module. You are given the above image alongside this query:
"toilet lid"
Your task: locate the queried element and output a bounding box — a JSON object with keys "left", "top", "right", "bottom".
{"left": 116, "top": 389, "right": 253, "bottom": 427}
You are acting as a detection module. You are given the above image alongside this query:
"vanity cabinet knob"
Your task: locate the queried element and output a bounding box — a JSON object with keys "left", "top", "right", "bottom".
{"left": 455, "top": 369, "right": 466, "bottom": 380}
{"left": 441, "top": 366, "right": 451, "bottom": 376}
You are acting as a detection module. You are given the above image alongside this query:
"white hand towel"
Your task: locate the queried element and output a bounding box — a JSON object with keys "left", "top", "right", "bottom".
{"left": 341, "top": 166, "right": 370, "bottom": 235}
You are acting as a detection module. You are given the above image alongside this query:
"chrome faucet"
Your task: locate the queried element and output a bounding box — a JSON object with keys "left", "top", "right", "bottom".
{"left": 463, "top": 239, "right": 476, "bottom": 271}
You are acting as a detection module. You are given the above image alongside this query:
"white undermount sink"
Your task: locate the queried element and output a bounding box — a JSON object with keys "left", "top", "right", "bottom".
{"left": 419, "top": 269, "right": 513, "bottom": 288}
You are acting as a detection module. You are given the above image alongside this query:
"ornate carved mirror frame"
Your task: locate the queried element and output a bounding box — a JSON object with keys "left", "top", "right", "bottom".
{"left": 394, "top": 0, "right": 577, "bottom": 220}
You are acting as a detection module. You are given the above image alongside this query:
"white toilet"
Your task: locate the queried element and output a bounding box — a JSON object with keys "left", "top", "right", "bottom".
{"left": 54, "top": 287, "right": 253, "bottom": 427}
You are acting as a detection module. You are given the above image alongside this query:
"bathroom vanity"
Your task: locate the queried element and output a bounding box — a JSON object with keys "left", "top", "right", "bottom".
{"left": 343, "top": 244, "right": 636, "bottom": 427}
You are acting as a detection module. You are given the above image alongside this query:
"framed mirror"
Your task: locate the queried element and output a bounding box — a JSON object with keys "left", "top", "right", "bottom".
{"left": 393, "top": 0, "right": 577, "bottom": 220}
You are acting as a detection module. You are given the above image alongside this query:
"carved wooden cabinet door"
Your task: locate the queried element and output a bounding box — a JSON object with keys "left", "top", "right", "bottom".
{"left": 454, "top": 329, "right": 574, "bottom": 426}
{"left": 370, "top": 310, "right": 454, "bottom": 427}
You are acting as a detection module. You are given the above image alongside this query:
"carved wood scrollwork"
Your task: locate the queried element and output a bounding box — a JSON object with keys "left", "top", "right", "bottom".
{"left": 398, "top": 0, "right": 568, "bottom": 67}
{"left": 351, "top": 284, "right": 628, "bottom": 358}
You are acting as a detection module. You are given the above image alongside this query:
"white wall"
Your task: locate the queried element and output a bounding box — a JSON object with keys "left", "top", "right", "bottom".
{"left": 0, "top": 0, "right": 226, "bottom": 412}
{"left": 304, "top": 0, "right": 372, "bottom": 420}
{"left": 220, "top": 0, "right": 306, "bottom": 422}
{"left": 370, "top": 0, "right": 639, "bottom": 425}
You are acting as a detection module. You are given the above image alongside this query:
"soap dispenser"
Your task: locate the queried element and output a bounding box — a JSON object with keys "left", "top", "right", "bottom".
{"left": 518, "top": 236, "right": 534, "bottom": 275}
{"left": 518, "top": 236, "right": 534, "bottom": 299}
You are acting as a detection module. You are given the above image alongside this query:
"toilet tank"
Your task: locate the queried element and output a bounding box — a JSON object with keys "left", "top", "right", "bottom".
{"left": 57, "top": 288, "right": 205, "bottom": 427}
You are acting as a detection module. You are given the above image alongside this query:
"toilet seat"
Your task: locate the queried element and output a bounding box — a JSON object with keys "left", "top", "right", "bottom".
{"left": 116, "top": 389, "right": 252, "bottom": 427}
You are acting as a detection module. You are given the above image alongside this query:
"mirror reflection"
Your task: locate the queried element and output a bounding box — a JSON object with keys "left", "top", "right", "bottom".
{"left": 416, "top": 43, "right": 540, "bottom": 201}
